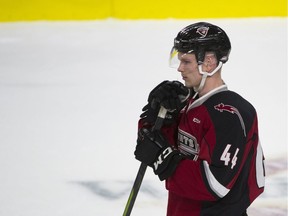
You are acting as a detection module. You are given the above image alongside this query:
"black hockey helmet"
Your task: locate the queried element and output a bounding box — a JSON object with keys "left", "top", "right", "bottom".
{"left": 171, "top": 22, "right": 231, "bottom": 65}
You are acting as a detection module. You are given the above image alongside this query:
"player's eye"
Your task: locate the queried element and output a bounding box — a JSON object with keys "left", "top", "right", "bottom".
{"left": 182, "top": 60, "right": 191, "bottom": 65}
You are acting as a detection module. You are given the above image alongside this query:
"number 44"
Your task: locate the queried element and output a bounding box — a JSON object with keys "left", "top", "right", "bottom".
{"left": 220, "top": 144, "right": 239, "bottom": 169}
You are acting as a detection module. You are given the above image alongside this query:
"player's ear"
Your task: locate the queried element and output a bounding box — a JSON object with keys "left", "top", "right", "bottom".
{"left": 203, "top": 52, "right": 218, "bottom": 72}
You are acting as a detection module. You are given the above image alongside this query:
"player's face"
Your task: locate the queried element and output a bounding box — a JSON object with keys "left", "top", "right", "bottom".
{"left": 177, "top": 53, "right": 202, "bottom": 88}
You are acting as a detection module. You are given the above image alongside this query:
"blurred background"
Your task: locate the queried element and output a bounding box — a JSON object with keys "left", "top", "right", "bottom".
{"left": 0, "top": 0, "right": 287, "bottom": 215}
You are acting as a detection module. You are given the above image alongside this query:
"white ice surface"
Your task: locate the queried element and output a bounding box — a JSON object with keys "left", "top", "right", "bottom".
{"left": 0, "top": 18, "right": 287, "bottom": 215}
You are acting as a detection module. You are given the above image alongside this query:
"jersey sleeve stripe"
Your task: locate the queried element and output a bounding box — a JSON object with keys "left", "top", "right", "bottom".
{"left": 203, "top": 160, "right": 230, "bottom": 198}
{"left": 256, "top": 141, "right": 265, "bottom": 188}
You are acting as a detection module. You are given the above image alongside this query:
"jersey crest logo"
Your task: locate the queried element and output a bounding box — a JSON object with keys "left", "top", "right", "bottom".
{"left": 178, "top": 128, "right": 199, "bottom": 160}
{"left": 196, "top": 27, "right": 209, "bottom": 38}
{"left": 214, "top": 103, "right": 247, "bottom": 137}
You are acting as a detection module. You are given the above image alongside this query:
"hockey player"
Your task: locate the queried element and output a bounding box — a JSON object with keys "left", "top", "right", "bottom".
{"left": 134, "top": 22, "right": 265, "bottom": 216}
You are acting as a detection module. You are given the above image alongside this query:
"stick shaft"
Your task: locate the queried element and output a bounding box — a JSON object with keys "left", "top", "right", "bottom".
{"left": 122, "top": 107, "right": 167, "bottom": 216}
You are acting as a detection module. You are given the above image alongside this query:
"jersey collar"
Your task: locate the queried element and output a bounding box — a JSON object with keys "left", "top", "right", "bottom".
{"left": 188, "top": 84, "right": 228, "bottom": 111}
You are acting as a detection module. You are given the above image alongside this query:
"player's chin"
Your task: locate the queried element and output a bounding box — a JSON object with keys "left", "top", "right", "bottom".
{"left": 184, "top": 81, "right": 193, "bottom": 88}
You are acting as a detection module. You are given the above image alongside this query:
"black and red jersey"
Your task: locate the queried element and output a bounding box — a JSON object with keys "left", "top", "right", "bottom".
{"left": 161, "top": 85, "right": 265, "bottom": 216}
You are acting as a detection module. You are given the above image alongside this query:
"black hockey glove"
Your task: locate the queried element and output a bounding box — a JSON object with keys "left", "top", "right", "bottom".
{"left": 140, "top": 81, "right": 190, "bottom": 125}
{"left": 149, "top": 80, "right": 189, "bottom": 111}
{"left": 134, "top": 128, "right": 183, "bottom": 181}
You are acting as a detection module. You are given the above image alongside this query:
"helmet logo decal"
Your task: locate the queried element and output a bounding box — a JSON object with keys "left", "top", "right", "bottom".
{"left": 196, "top": 27, "right": 209, "bottom": 38}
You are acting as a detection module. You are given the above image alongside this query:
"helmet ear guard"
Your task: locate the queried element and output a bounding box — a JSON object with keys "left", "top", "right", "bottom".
{"left": 196, "top": 47, "right": 205, "bottom": 65}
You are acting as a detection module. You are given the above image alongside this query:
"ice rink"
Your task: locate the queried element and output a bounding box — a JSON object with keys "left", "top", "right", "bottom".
{"left": 0, "top": 18, "right": 287, "bottom": 215}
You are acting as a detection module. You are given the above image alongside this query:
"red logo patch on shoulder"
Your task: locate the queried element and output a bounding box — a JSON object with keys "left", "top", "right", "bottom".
{"left": 214, "top": 103, "right": 247, "bottom": 137}
{"left": 214, "top": 103, "right": 236, "bottom": 114}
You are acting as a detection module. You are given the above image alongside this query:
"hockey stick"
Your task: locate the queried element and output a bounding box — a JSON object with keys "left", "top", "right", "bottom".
{"left": 123, "top": 106, "right": 167, "bottom": 216}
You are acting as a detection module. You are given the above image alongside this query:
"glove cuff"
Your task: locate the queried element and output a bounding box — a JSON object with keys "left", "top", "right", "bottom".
{"left": 152, "top": 147, "right": 183, "bottom": 181}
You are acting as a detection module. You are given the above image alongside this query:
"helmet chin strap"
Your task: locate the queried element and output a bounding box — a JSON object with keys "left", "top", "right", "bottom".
{"left": 193, "top": 61, "right": 223, "bottom": 98}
